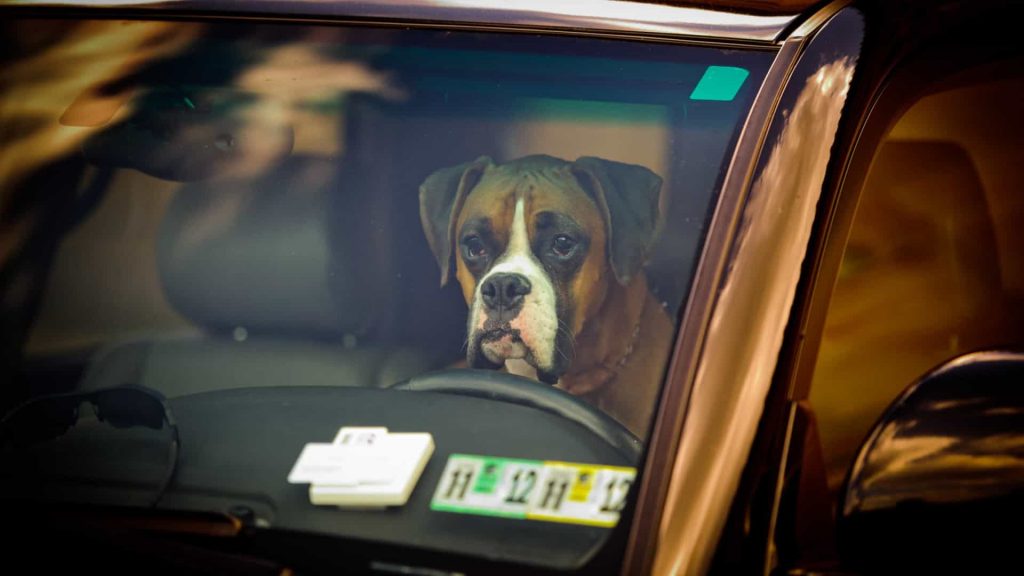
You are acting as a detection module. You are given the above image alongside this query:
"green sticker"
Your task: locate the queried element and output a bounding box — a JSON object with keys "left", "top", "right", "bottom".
{"left": 431, "top": 454, "right": 635, "bottom": 527}
{"left": 690, "top": 66, "right": 749, "bottom": 101}
{"left": 472, "top": 459, "right": 503, "bottom": 494}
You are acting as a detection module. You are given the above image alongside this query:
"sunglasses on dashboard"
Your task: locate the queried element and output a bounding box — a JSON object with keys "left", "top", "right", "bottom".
{"left": 0, "top": 385, "right": 180, "bottom": 507}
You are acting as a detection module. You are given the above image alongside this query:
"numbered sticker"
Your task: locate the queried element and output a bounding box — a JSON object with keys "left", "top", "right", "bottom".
{"left": 430, "top": 454, "right": 635, "bottom": 527}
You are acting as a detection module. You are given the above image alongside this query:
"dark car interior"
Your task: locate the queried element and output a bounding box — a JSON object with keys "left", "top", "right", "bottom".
{"left": 9, "top": 27, "right": 769, "bottom": 404}
{"left": 0, "top": 21, "right": 773, "bottom": 574}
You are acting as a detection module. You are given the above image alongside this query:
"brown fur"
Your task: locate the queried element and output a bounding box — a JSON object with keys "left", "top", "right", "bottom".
{"left": 560, "top": 273, "right": 674, "bottom": 436}
{"left": 444, "top": 159, "right": 673, "bottom": 436}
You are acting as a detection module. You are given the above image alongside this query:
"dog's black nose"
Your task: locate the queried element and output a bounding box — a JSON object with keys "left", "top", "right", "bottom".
{"left": 481, "top": 273, "right": 532, "bottom": 312}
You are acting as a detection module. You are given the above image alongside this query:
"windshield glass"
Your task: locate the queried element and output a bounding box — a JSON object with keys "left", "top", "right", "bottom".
{"left": 0, "top": 17, "right": 771, "bottom": 572}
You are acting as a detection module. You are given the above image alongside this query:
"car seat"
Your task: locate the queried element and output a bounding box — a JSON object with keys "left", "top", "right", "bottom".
{"left": 77, "top": 154, "right": 449, "bottom": 396}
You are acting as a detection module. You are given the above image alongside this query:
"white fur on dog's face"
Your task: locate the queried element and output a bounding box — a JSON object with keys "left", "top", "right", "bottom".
{"left": 448, "top": 156, "right": 610, "bottom": 382}
{"left": 471, "top": 197, "right": 558, "bottom": 372}
{"left": 422, "top": 155, "right": 662, "bottom": 385}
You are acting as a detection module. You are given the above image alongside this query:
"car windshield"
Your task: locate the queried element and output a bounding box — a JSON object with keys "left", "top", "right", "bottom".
{"left": 0, "top": 17, "right": 771, "bottom": 571}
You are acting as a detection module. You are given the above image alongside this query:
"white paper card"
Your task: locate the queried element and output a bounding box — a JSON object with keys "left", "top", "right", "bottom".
{"left": 288, "top": 427, "right": 434, "bottom": 507}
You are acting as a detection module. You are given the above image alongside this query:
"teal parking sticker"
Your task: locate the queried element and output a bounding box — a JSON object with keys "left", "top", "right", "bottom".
{"left": 690, "top": 66, "right": 749, "bottom": 101}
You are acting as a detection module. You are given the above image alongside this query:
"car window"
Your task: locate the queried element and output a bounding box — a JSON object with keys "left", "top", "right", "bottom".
{"left": 750, "top": 57, "right": 1024, "bottom": 576}
{"left": 0, "top": 17, "right": 772, "bottom": 570}
{"left": 809, "top": 73, "right": 1024, "bottom": 493}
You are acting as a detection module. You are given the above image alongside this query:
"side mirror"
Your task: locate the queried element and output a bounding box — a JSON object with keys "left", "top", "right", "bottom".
{"left": 839, "top": 350, "right": 1024, "bottom": 572}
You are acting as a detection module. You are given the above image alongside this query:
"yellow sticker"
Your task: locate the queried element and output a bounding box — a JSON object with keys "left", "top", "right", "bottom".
{"left": 569, "top": 466, "right": 597, "bottom": 502}
{"left": 431, "top": 454, "right": 636, "bottom": 527}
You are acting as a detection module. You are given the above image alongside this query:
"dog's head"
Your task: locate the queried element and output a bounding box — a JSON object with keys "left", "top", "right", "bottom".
{"left": 419, "top": 155, "right": 662, "bottom": 383}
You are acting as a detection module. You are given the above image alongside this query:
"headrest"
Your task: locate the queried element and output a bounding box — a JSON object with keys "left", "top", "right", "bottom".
{"left": 157, "top": 156, "right": 374, "bottom": 339}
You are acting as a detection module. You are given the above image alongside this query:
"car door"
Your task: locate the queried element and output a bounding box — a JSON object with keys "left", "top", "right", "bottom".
{"left": 758, "top": 2, "right": 1024, "bottom": 574}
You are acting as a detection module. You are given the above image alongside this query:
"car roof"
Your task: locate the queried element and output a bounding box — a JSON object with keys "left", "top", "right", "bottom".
{"left": 0, "top": 0, "right": 800, "bottom": 44}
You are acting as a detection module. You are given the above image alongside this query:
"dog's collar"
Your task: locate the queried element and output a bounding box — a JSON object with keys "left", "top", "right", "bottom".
{"left": 559, "top": 296, "right": 646, "bottom": 396}
{"left": 614, "top": 320, "right": 643, "bottom": 370}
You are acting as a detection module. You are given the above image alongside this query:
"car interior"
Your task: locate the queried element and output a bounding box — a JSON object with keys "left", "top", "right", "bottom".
{"left": 12, "top": 23, "right": 770, "bottom": 411}
{"left": 810, "top": 71, "right": 1024, "bottom": 492}
{"left": 1, "top": 19, "right": 777, "bottom": 573}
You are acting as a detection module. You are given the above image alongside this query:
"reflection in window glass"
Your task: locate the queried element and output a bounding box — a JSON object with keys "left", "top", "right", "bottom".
{"left": 810, "top": 77, "right": 1024, "bottom": 492}
{"left": 0, "top": 19, "right": 771, "bottom": 567}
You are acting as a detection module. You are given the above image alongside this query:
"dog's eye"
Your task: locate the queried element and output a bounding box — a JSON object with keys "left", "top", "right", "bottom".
{"left": 463, "top": 236, "right": 488, "bottom": 260}
{"left": 551, "top": 234, "right": 577, "bottom": 257}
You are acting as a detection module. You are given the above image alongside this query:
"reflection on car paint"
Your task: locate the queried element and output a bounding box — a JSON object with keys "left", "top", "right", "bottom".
{"left": 656, "top": 8, "right": 863, "bottom": 575}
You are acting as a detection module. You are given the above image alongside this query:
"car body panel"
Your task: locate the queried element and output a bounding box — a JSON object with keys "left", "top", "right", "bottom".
{"left": 3, "top": 0, "right": 799, "bottom": 44}
{"left": 651, "top": 7, "right": 862, "bottom": 575}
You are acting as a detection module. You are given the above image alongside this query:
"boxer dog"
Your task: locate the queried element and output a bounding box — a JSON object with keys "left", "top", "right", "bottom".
{"left": 419, "top": 155, "right": 674, "bottom": 436}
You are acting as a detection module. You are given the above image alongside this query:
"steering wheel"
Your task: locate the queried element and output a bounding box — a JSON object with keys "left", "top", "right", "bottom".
{"left": 392, "top": 369, "right": 642, "bottom": 462}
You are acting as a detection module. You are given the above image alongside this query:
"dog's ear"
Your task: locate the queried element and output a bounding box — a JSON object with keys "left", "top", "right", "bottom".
{"left": 419, "top": 156, "right": 493, "bottom": 286}
{"left": 571, "top": 157, "right": 663, "bottom": 285}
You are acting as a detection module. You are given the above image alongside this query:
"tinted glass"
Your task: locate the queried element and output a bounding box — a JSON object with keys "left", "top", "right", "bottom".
{"left": 0, "top": 18, "right": 771, "bottom": 570}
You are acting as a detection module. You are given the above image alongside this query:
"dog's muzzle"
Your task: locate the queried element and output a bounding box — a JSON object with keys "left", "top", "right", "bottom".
{"left": 473, "top": 272, "right": 533, "bottom": 369}
{"left": 468, "top": 271, "right": 561, "bottom": 383}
